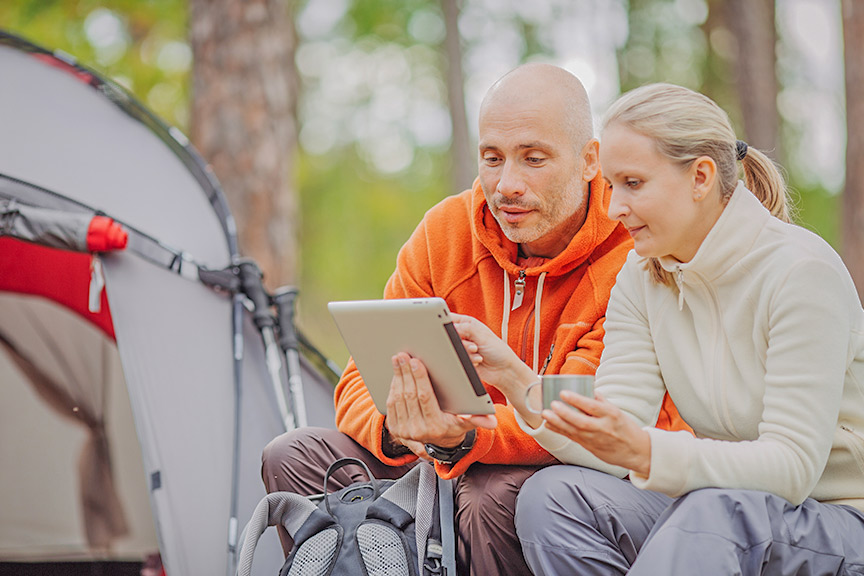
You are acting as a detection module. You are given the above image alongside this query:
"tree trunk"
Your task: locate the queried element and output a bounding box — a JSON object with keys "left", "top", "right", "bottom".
{"left": 441, "top": 0, "right": 474, "bottom": 194}
{"left": 842, "top": 0, "right": 864, "bottom": 301}
{"left": 725, "top": 0, "right": 781, "bottom": 161}
{"left": 188, "top": 0, "right": 299, "bottom": 288}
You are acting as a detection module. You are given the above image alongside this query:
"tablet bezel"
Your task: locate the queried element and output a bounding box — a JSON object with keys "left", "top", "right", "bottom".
{"left": 328, "top": 297, "right": 495, "bottom": 415}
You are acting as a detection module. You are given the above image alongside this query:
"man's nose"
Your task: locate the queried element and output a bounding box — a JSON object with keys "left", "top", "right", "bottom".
{"left": 495, "top": 161, "right": 526, "bottom": 197}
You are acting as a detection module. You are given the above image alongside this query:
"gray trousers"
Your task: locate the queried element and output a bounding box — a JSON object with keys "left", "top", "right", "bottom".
{"left": 516, "top": 465, "right": 864, "bottom": 576}
{"left": 262, "top": 427, "right": 544, "bottom": 576}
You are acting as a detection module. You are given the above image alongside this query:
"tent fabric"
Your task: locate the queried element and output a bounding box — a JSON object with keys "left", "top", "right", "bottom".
{"left": 0, "top": 293, "right": 156, "bottom": 559}
{"left": 0, "top": 30, "right": 337, "bottom": 574}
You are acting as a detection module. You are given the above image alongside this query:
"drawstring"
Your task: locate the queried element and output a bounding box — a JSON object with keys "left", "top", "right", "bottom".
{"left": 501, "top": 268, "right": 511, "bottom": 343}
{"left": 502, "top": 269, "right": 547, "bottom": 373}
{"left": 532, "top": 272, "right": 547, "bottom": 372}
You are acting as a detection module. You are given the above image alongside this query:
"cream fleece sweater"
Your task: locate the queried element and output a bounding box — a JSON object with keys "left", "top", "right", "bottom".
{"left": 519, "top": 183, "right": 864, "bottom": 511}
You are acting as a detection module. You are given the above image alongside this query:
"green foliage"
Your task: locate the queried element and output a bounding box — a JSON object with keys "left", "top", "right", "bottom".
{"left": 1, "top": 0, "right": 190, "bottom": 130}
{"left": 296, "top": 146, "right": 452, "bottom": 366}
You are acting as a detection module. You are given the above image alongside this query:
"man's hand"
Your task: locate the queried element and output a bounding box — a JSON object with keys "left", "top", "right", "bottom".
{"left": 385, "top": 352, "right": 496, "bottom": 449}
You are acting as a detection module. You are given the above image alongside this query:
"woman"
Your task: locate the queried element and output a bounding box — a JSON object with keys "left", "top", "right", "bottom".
{"left": 453, "top": 83, "right": 864, "bottom": 574}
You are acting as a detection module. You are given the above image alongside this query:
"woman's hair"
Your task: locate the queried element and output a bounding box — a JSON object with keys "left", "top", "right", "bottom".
{"left": 601, "top": 83, "right": 790, "bottom": 284}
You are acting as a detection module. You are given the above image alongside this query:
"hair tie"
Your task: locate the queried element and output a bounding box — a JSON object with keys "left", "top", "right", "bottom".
{"left": 735, "top": 140, "right": 748, "bottom": 161}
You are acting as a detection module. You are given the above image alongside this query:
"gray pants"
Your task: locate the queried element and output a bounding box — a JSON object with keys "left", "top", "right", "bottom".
{"left": 516, "top": 465, "right": 864, "bottom": 575}
{"left": 262, "top": 427, "right": 544, "bottom": 576}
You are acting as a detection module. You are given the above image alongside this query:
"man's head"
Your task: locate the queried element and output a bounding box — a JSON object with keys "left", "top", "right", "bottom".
{"left": 477, "top": 63, "right": 599, "bottom": 259}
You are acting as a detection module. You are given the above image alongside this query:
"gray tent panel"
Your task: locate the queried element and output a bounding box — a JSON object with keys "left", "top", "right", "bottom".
{"left": 0, "top": 42, "right": 229, "bottom": 267}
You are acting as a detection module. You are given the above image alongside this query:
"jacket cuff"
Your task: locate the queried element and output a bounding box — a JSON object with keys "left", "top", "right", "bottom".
{"left": 434, "top": 426, "right": 495, "bottom": 479}
{"left": 628, "top": 427, "right": 691, "bottom": 495}
{"left": 373, "top": 415, "right": 418, "bottom": 467}
{"left": 514, "top": 410, "right": 572, "bottom": 452}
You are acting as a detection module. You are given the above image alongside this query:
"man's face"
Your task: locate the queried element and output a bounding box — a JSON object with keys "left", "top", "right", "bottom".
{"left": 477, "top": 98, "right": 590, "bottom": 259}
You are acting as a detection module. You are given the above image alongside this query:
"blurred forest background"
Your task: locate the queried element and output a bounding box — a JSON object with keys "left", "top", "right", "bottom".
{"left": 2, "top": 0, "right": 861, "bottom": 368}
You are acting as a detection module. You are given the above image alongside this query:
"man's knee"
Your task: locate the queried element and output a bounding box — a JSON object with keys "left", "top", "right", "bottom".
{"left": 261, "top": 427, "right": 344, "bottom": 494}
{"left": 456, "top": 464, "right": 539, "bottom": 530}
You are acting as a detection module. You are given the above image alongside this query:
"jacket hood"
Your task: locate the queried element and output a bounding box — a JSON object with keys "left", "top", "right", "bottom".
{"left": 470, "top": 173, "right": 622, "bottom": 276}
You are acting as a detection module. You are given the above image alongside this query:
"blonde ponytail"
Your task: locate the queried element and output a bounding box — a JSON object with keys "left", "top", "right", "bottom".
{"left": 738, "top": 146, "right": 791, "bottom": 223}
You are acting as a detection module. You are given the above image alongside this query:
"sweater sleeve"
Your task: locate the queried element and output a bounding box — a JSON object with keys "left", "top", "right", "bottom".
{"left": 632, "top": 258, "right": 849, "bottom": 504}
{"left": 514, "top": 256, "right": 667, "bottom": 474}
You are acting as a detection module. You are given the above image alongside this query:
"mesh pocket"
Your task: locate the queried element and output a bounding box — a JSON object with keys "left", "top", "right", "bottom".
{"left": 356, "top": 522, "right": 411, "bottom": 576}
{"left": 287, "top": 528, "right": 339, "bottom": 576}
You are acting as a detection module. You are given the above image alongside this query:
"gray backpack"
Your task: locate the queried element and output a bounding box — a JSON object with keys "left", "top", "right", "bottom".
{"left": 236, "top": 457, "right": 456, "bottom": 576}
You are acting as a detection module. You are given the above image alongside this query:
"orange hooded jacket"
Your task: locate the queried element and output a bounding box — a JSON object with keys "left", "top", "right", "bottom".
{"left": 334, "top": 175, "right": 689, "bottom": 479}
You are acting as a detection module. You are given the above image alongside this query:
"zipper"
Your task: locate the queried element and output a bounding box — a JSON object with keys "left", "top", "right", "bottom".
{"left": 512, "top": 270, "right": 526, "bottom": 311}
{"left": 675, "top": 267, "right": 685, "bottom": 311}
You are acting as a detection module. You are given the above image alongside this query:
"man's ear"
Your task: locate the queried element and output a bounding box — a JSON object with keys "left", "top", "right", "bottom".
{"left": 692, "top": 156, "right": 717, "bottom": 201}
{"left": 581, "top": 139, "right": 600, "bottom": 182}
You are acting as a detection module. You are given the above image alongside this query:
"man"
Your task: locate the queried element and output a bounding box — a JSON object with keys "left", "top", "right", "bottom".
{"left": 262, "top": 63, "right": 687, "bottom": 575}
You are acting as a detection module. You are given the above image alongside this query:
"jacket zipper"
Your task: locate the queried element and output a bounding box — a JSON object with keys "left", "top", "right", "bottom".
{"left": 675, "top": 267, "right": 685, "bottom": 311}
{"left": 512, "top": 270, "right": 526, "bottom": 311}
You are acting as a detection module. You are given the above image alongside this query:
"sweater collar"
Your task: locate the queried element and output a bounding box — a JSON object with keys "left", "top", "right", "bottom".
{"left": 470, "top": 173, "right": 623, "bottom": 277}
{"left": 658, "top": 181, "right": 771, "bottom": 283}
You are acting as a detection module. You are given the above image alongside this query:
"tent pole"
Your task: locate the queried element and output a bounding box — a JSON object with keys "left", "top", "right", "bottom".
{"left": 273, "top": 287, "right": 307, "bottom": 428}
{"left": 238, "top": 260, "right": 295, "bottom": 431}
{"left": 226, "top": 294, "right": 244, "bottom": 576}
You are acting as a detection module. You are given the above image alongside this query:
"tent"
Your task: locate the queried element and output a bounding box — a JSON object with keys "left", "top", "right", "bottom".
{"left": 0, "top": 30, "right": 338, "bottom": 575}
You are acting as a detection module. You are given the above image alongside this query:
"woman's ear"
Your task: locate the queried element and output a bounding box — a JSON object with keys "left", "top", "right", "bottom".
{"left": 581, "top": 139, "right": 600, "bottom": 182}
{"left": 692, "top": 156, "right": 717, "bottom": 201}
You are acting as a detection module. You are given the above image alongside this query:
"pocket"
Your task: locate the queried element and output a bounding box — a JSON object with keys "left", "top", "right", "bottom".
{"left": 838, "top": 424, "right": 864, "bottom": 472}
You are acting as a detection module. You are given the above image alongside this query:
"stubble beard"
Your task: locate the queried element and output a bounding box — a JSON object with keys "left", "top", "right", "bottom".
{"left": 492, "top": 187, "right": 586, "bottom": 245}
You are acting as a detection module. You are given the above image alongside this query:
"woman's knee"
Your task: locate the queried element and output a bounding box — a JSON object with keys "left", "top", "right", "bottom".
{"left": 516, "top": 466, "right": 603, "bottom": 532}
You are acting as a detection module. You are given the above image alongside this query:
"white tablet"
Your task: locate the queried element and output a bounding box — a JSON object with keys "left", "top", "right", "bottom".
{"left": 328, "top": 297, "right": 495, "bottom": 415}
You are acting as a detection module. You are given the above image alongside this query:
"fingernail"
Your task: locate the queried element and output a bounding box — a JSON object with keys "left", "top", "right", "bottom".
{"left": 410, "top": 359, "right": 420, "bottom": 371}
{"left": 398, "top": 356, "right": 406, "bottom": 365}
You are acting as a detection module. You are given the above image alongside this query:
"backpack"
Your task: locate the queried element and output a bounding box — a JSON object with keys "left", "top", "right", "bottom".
{"left": 236, "top": 457, "right": 456, "bottom": 576}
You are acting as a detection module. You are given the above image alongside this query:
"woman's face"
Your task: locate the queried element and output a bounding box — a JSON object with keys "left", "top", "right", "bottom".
{"left": 600, "top": 122, "right": 712, "bottom": 263}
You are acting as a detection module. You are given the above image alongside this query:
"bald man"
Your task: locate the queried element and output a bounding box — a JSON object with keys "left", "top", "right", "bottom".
{"left": 262, "top": 64, "right": 685, "bottom": 575}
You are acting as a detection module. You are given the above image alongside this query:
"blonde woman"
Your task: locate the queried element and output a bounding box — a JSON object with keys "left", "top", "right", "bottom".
{"left": 452, "top": 83, "right": 864, "bottom": 574}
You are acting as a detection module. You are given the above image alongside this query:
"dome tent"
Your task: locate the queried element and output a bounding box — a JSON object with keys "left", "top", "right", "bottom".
{"left": 0, "top": 30, "right": 336, "bottom": 575}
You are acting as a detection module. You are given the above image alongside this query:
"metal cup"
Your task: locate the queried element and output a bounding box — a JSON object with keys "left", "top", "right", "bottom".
{"left": 525, "top": 374, "right": 594, "bottom": 414}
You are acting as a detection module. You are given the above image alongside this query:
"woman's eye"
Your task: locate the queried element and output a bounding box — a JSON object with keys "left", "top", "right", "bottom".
{"left": 626, "top": 179, "right": 641, "bottom": 188}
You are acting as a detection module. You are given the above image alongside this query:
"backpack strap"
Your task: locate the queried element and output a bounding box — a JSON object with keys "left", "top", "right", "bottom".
{"left": 323, "top": 457, "right": 379, "bottom": 517}
{"left": 437, "top": 476, "right": 457, "bottom": 576}
{"left": 235, "top": 492, "right": 319, "bottom": 576}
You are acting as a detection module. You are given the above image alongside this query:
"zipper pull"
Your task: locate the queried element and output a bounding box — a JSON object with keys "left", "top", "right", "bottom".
{"left": 675, "top": 267, "right": 684, "bottom": 311}
{"left": 89, "top": 254, "right": 105, "bottom": 313}
{"left": 512, "top": 270, "right": 526, "bottom": 311}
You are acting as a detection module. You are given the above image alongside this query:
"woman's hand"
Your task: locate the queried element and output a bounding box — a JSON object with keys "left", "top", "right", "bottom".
{"left": 543, "top": 390, "right": 652, "bottom": 476}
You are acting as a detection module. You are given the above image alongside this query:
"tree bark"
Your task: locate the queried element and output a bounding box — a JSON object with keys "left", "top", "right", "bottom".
{"left": 842, "top": 0, "right": 864, "bottom": 301}
{"left": 441, "top": 0, "right": 474, "bottom": 194}
{"left": 725, "top": 0, "right": 781, "bottom": 161}
{"left": 188, "top": 0, "right": 299, "bottom": 288}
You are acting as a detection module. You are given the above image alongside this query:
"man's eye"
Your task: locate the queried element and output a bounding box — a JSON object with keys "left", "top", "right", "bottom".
{"left": 526, "top": 156, "right": 546, "bottom": 164}
{"left": 483, "top": 155, "right": 501, "bottom": 165}
{"left": 626, "top": 179, "right": 641, "bottom": 188}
